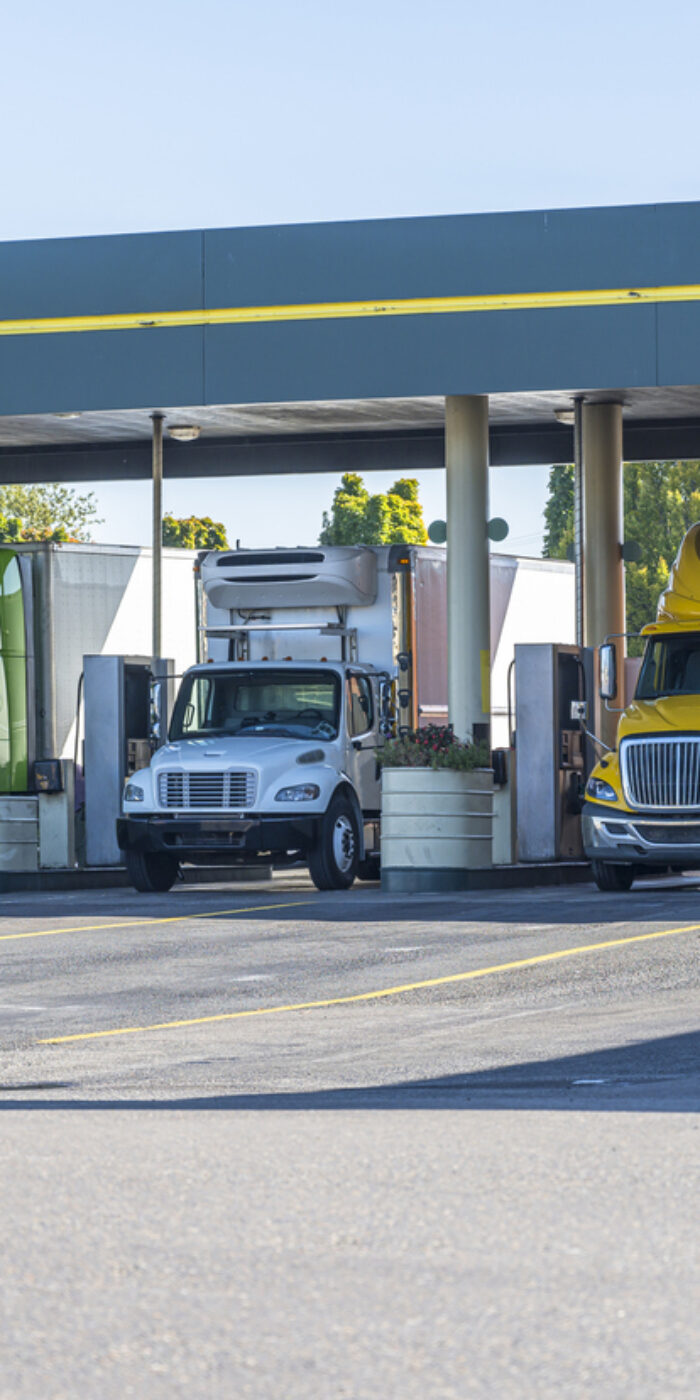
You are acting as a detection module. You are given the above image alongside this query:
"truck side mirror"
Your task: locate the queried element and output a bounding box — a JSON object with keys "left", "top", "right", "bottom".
{"left": 150, "top": 680, "right": 163, "bottom": 742}
{"left": 599, "top": 643, "right": 617, "bottom": 701}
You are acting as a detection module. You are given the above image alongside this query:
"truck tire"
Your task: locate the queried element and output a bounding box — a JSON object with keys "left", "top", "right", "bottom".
{"left": 308, "top": 795, "right": 360, "bottom": 891}
{"left": 591, "top": 860, "right": 634, "bottom": 893}
{"left": 126, "top": 847, "right": 179, "bottom": 893}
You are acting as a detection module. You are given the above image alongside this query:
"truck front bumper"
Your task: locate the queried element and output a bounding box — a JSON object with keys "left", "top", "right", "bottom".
{"left": 582, "top": 801, "right": 700, "bottom": 868}
{"left": 117, "top": 814, "right": 319, "bottom": 862}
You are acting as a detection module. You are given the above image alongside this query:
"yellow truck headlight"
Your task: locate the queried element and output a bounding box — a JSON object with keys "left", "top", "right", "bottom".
{"left": 586, "top": 776, "right": 617, "bottom": 802}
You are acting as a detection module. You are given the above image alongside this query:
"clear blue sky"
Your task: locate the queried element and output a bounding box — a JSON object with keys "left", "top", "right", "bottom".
{"left": 3, "top": 0, "right": 699, "bottom": 552}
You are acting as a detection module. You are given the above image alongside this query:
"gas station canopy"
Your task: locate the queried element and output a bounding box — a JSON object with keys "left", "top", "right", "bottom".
{"left": 2, "top": 200, "right": 700, "bottom": 481}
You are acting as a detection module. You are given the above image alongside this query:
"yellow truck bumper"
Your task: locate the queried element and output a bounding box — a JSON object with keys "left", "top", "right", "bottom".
{"left": 582, "top": 801, "right": 700, "bottom": 867}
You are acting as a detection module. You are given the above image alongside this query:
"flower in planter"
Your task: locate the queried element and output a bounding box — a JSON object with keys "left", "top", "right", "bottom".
{"left": 377, "top": 723, "right": 490, "bottom": 772}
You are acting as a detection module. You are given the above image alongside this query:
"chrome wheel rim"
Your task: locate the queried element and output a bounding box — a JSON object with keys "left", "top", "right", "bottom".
{"left": 332, "top": 814, "right": 355, "bottom": 874}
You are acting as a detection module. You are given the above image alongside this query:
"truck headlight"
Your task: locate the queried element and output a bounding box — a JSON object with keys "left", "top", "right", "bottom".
{"left": 274, "top": 783, "right": 320, "bottom": 802}
{"left": 586, "top": 776, "right": 617, "bottom": 802}
{"left": 124, "top": 783, "right": 145, "bottom": 803}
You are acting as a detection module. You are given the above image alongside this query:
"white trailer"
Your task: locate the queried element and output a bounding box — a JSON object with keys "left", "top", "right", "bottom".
{"left": 0, "top": 542, "right": 198, "bottom": 875}
{"left": 11, "top": 541, "right": 198, "bottom": 772}
{"left": 119, "top": 545, "right": 573, "bottom": 891}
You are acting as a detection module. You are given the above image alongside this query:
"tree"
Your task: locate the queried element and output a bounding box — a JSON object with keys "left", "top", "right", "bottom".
{"left": 0, "top": 483, "right": 102, "bottom": 542}
{"left": 542, "top": 464, "right": 574, "bottom": 560}
{"left": 162, "top": 514, "right": 229, "bottom": 549}
{"left": 319, "top": 474, "right": 428, "bottom": 546}
{"left": 541, "top": 459, "right": 700, "bottom": 640}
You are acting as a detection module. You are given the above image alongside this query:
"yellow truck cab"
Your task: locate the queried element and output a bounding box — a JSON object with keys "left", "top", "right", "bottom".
{"left": 583, "top": 522, "right": 700, "bottom": 891}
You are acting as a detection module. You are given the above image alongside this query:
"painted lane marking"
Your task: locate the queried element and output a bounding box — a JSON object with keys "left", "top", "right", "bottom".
{"left": 0, "top": 899, "right": 314, "bottom": 945}
{"left": 0, "top": 1004, "right": 47, "bottom": 1013}
{"left": 2, "top": 283, "right": 700, "bottom": 338}
{"left": 38, "top": 918, "right": 700, "bottom": 1044}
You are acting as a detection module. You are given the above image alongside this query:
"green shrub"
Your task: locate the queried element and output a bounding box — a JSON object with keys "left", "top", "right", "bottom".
{"left": 377, "top": 724, "right": 490, "bottom": 771}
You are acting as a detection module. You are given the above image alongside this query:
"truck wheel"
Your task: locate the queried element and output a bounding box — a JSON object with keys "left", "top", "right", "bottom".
{"left": 591, "top": 860, "right": 634, "bottom": 893}
{"left": 357, "top": 856, "right": 381, "bottom": 882}
{"left": 308, "top": 795, "right": 359, "bottom": 891}
{"left": 126, "top": 847, "right": 179, "bottom": 893}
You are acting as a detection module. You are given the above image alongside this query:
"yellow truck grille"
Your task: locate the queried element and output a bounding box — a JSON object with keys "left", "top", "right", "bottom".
{"left": 157, "top": 771, "right": 257, "bottom": 809}
{"left": 621, "top": 737, "right": 700, "bottom": 810}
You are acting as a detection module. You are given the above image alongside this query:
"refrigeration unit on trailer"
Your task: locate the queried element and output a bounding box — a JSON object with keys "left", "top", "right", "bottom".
{"left": 119, "top": 544, "right": 575, "bottom": 892}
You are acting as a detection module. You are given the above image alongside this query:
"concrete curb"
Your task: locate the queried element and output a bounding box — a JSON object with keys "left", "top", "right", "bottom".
{"left": 0, "top": 864, "right": 274, "bottom": 894}
{"left": 0, "top": 861, "right": 593, "bottom": 895}
{"left": 381, "top": 861, "right": 592, "bottom": 893}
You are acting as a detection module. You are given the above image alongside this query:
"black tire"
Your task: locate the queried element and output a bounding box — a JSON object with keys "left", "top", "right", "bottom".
{"left": 308, "top": 794, "right": 360, "bottom": 891}
{"left": 357, "top": 855, "right": 381, "bottom": 882}
{"left": 126, "top": 847, "right": 179, "bottom": 893}
{"left": 591, "top": 859, "right": 634, "bottom": 892}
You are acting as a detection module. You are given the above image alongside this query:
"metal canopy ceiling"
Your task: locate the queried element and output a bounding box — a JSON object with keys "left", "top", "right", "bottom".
{"left": 2, "top": 389, "right": 700, "bottom": 485}
{"left": 4, "top": 386, "right": 700, "bottom": 448}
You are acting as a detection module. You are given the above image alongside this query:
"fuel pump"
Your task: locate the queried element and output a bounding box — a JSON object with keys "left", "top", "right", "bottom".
{"left": 514, "top": 643, "right": 594, "bottom": 862}
{"left": 83, "top": 654, "right": 173, "bottom": 865}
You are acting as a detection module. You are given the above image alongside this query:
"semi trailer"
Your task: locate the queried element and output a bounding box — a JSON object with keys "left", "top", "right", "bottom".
{"left": 583, "top": 521, "right": 700, "bottom": 890}
{"left": 119, "top": 543, "right": 574, "bottom": 892}
{"left": 0, "top": 541, "right": 197, "bottom": 791}
{"left": 0, "top": 540, "right": 199, "bottom": 874}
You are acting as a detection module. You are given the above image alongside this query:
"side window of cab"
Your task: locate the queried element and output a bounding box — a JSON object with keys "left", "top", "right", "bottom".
{"left": 346, "top": 674, "right": 374, "bottom": 737}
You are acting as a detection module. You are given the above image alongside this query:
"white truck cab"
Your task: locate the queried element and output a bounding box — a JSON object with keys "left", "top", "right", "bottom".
{"left": 119, "top": 657, "right": 385, "bottom": 890}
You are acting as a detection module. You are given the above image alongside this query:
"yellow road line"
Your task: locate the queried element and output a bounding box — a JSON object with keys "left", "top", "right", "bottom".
{"left": 0, "top": 899, "right": 314, "bottom": 944}
{"left": 39, "top": 918, "right": 699, "bottom": 1044}
{"left": 1, "top": 283, "right": 699, "bottom": 338}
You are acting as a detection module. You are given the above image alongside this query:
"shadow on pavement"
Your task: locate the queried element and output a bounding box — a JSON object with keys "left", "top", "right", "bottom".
{"left": 3, "top": 877, "right": 700, "bottom": 928}
{"left": 2, "top": 1030, "right": 698, "bottom": 1112}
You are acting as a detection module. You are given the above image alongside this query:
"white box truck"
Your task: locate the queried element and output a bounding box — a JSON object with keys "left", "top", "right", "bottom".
{"left": 118, "top": 544, "right": 574, "bottom": 891}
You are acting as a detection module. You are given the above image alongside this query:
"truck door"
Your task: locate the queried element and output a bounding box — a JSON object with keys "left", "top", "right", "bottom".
{"left": 345, "top": 672, "right": 381, "bottom": 813}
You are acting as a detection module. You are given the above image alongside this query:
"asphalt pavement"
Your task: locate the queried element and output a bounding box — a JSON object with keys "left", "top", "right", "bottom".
{"left": 1, "top": 870, "right": 699, "bottom": 1397}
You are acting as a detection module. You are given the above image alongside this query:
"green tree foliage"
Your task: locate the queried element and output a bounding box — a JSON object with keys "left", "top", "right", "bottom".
{"left": 162, "top": 514, "right": 229, "bottom": 549}
{"left": 319, "top": 474, "right": 428, "bottom": 546}
{"left": 542, "top": 459, "right": 700, "bottom": 641}
{"left": 0, "top": 483, "right": 102, "bottom": 542}
{"left": 542, "top": 464, "right": 574, "bottom": 560}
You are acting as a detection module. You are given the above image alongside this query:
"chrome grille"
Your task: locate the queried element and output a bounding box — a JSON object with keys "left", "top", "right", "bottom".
{"left": 633, "top": 822, "right": 700, "bottom": 845}
{"left": 621, "top": 738, "right": 700, "bottom": 810}
{"left": 157, "top": 770, "right": 257, "bottom": 809}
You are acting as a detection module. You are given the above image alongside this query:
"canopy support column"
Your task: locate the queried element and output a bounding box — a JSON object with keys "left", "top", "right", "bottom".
{"left": 445, "top": 394, "right": 490, "bottom": 747}
{"left": 582, "top": 401, "right": 625, "bottom": 748}
{"left": 151, "top": 412, "right": 164, "bottom": 672}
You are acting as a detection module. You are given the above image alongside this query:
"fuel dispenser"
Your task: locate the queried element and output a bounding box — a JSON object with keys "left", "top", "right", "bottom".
{"left": 514, "top": 643, "right": 594, "bottom": 862}
{"left": 83, "top": 655, "right": 173, "bottom": 865}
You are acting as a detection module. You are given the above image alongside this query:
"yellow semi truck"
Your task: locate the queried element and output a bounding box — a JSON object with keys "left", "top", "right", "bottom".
{"left": 583, "top": 522, "right": 700, "bottom": 891}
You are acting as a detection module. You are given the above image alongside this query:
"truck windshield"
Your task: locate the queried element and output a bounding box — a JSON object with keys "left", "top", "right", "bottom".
{"left": 170, "top": 669, "right": 340, "bottom": 741}
{"left": 636, "top": 634, "right": 700, "bottom": 699}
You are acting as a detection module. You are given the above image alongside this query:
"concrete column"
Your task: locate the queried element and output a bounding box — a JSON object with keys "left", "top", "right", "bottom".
{"left": 573, "top": 397, "right": 584, "bottom": 647}
{"left": 151, "top": 412, "right": 164, "bottom": 671}
{"left": 582, "top": 401, "right": 625, "bottom": 747}
{"left": 445, "top": 395, "right": 490, "bottom": 746}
